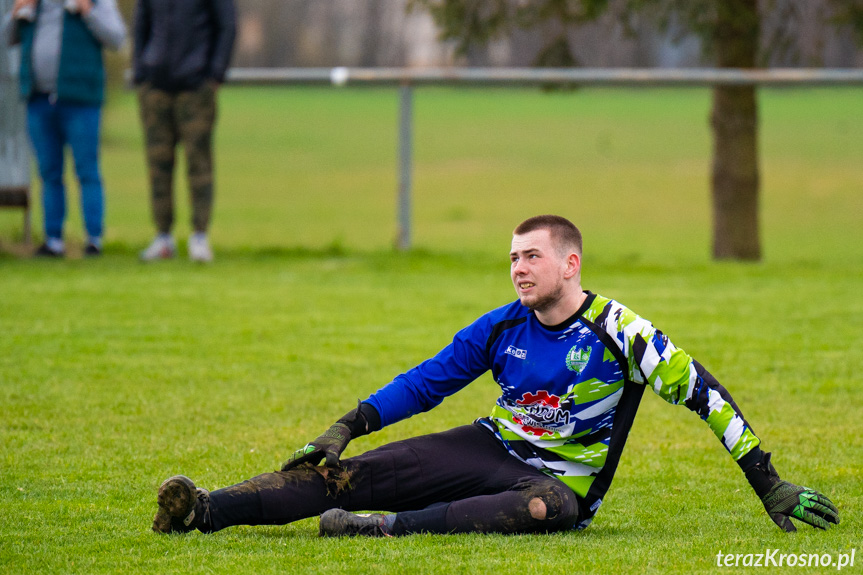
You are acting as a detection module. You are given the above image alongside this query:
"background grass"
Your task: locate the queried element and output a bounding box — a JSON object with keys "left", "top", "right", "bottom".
{"left": 1, "top": 87, "right": 862, "bottom": 573}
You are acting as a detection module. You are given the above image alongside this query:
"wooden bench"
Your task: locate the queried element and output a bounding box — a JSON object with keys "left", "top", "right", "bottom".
{"left": 2, "top": 21, "right": 33, "bottom": 246}
{"left": 0, "top": 185, "right": 31, "bottom": 244}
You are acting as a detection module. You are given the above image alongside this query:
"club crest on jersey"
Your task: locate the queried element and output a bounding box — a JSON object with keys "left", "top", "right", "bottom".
{"left": 565, "top": 346, "right": 591, "bottom": 373}
{"left": 505, "top": 345, "right": 527, "bottom": 360}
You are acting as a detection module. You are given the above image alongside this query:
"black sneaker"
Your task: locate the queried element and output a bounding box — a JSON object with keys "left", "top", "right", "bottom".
{"left": 34, "top": 243, "right": 64, "bottom": 258}
{"left": 84, "top": 243, "right": 102, "bottom": 257}
{"left": 152, "top": 475, "right": 211, "bottom": 534}
{"left": 319, "top": 509, "right": 392, "bottom": 537}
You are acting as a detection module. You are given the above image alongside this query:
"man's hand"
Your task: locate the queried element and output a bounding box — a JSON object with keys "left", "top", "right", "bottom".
{"left": 746, "top": 451, "right": 840, "bottom": 532}
{"left": 77, "top": 0, "right": 93, "bottom": 16}
{"left": 282, "top": 421, "right": 352, "bottom": 470}
{"left": 13, "top": 0, "right": 36, "bottom": 16}
{"left": 761, "top": 481, "right": 839, "bottom": 532}
{"left": 282, "top": 400, "right": 375, "bottom": 472}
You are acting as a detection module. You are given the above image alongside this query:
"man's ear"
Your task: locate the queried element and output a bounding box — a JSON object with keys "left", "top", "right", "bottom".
{"left": 563, "top": 252, "right": 580, "bottom": 280}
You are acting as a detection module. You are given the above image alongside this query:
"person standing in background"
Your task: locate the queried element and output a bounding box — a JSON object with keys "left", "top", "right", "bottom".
{"left": 133, "top": 0, "right": 236, "bottom": 263}
{"left": 3, "top": 0, "right": 126, "bottom": 258}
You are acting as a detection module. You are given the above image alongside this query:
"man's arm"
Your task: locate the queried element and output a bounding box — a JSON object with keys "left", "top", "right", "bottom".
{"left": 2, "top": 12, "right": 17, "bottom": 46}
{"left": 655, "top": 350, "right": 838, "bottom": 531}
{"left": 2, "top": 0, "right": 31, "bottom": 46}
{"left": 604, "top": 300, "right": 839, "bottom": 531}
{"left": 79, "top": 0, "right": 127, "bottom": 50}
{"left": 282, "top": 312, "right": 496, "bottom": 469}
{"left": 602, "top": 301, "right": 761, "bottom": 463}
{"left": 207, "top": 0, "right": 235, "bottom": 83}
{"left": 363, "top": 316, "right": 494, "bottom": 427}
{"left": 131, "top": 0, "right": 149, "bottom": 84}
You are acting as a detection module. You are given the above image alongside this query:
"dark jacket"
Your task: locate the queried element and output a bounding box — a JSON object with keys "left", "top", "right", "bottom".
{"left": 132, "top": 0, "right": 236, "bottom": 92}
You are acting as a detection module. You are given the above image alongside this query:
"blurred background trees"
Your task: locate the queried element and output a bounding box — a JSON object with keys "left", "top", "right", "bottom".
{"left": 106, "top": 0, "right": 863, "bottom": 77}
{"left": 407, "top": 0, "right": 863, "bottom": 260}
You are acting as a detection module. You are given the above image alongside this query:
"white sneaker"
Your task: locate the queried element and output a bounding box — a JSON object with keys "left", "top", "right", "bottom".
{"left": 188, "top": 234, "right": 213, "bottom": 263}
{"left": 140, "top": 235, "right": 176, "bottom": 261}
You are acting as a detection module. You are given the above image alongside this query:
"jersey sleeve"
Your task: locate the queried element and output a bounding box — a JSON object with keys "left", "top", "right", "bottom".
{"left": 600, "top": 300, "right": 761, "bottom": 463}
{"left": 365, "top": 315, "right": 494, "bottom": 428}
{"left": 82, "top": 0, "right": 127, "bottom": 51}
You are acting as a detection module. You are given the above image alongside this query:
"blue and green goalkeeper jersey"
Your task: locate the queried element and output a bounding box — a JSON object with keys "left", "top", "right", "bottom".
{"left": 365, "top": 291, "right": 762, "bottom": 529}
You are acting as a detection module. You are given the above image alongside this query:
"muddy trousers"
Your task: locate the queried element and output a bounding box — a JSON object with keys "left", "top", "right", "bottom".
{"left": 207, "top": 423, "right": 580, "bottom": 535}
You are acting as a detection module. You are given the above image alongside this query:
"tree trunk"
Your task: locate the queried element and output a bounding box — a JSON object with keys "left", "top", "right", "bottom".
{"left": 710, "top": 0, "right": 761, "bottom": 260}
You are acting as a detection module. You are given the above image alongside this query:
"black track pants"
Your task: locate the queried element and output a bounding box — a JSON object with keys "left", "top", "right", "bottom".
{"left": 207, "top": 423, "right": 580, "bottom": 535}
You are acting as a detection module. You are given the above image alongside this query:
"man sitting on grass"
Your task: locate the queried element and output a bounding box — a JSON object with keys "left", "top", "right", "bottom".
{"left": 153, "top": 215, "right": 839, "bottom": 537}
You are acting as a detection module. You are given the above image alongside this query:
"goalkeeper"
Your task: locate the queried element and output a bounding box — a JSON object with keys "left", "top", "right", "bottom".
{"left": 152, "top": 215, "right": 839, "bottom": 537}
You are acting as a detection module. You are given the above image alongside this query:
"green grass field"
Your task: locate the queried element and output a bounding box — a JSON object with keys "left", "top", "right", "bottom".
{"left": 1, "top": 87, "right": 862, "bottom": 573}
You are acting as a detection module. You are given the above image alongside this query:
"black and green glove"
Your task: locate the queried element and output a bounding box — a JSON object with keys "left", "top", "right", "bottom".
{"left": 745, "top": 451, "right": 839, "bottom": 532}
{"left": 281, "top": 400, "right": 378, "bottom": 471}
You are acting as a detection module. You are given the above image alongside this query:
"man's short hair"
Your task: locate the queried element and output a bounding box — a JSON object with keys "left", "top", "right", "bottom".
{"left": 513, "top": 215, "right": 583, "bottom": 256}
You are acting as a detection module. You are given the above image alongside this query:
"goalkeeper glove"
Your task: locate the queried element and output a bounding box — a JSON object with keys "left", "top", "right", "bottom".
{"left": 745, "top": 451, "right": 839, "bottom": 532}
{"left": 282, "top": 400, "right": 376, "bottom": 471}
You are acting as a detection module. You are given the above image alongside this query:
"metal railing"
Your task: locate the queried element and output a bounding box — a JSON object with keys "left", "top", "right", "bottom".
{"left": 225, "top": 66, "right": 863, "bottom": 87}
{"left": 220, "top": 66, "right": 863, "bottom": 250}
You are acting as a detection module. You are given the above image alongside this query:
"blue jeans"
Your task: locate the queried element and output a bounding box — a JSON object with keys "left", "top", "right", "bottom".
{"left": 26, "top": 94, "right": 104, "bottom": 241}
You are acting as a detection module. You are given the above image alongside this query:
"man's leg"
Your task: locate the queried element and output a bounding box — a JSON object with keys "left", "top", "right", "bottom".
{"left": 138, "top": 84, "right": 177, "bottom": 235}
{"left": 323, "top": 422, "right": 580, "bottom": 535}
{"left": 389, "top": 474, "right": 578, "bottom": 535}
{"left": 26, "top": 95, "right": 66, "bottom": 245}
{"left": 62, "top": 102, "right": 104, "bottom": 243}
{"left": 175, "top": 83, "right": 215, "bottom": 235}
{"left": 168, "top": 423, "right": 578, "bottom": 535}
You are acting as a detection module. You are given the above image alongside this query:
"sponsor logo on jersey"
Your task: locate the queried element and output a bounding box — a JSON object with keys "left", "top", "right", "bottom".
{"left": 565, "top": 346, "right": 591, "bottom": 373}
{"left": 505, "top": 345, "right": 527, "bottom": 360}
{"left": 512, "top": 390, "right": 571, "bottom": 436}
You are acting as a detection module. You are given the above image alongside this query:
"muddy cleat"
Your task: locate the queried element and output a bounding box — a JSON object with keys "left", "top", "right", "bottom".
{"left": 152, "top": 475, "right": 211, "bottom": 534}
{"left": 319, "top": 509, "right": 392, "bottom": 537}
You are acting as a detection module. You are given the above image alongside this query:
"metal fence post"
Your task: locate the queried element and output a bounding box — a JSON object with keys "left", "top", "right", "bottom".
{"left": 396, "top": 81, "right": 412, "bottom": 251}
{"left": 0, "top": 0, "right": 32, "bottom": 244}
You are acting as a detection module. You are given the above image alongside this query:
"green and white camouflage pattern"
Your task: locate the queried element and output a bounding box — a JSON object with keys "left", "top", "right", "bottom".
{"left": 584, "top": 294, "right": 761, "bottom": 461}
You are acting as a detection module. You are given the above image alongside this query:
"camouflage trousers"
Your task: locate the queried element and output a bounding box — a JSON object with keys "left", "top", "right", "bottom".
{"left": 138, "top": 82, "right": 217, "bottom": 234}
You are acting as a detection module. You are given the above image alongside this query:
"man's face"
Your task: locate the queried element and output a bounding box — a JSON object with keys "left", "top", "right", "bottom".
{"left": 510, "top": 229, "right": 572, "bottom": 313}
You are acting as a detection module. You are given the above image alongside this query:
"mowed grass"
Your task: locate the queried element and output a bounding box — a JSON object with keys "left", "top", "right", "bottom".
{"left": 1, "top": 87, "right": 862, "bottom": 573}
